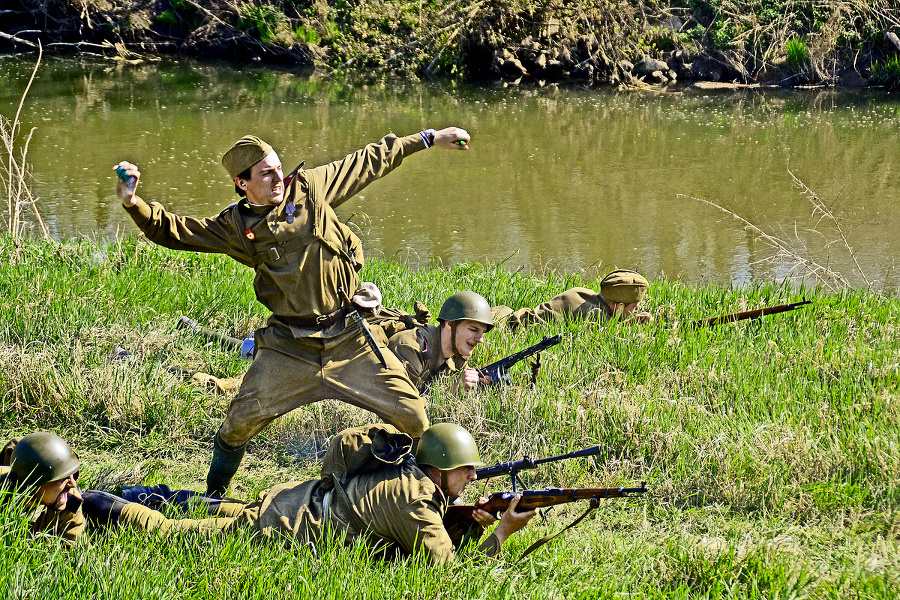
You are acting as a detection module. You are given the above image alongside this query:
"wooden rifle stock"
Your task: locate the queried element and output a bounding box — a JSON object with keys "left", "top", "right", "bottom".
{"left": 692, "top": 300, "right": 811, "bottom": 328}
{"left": 444, "top": 484, "right": 647, "bottom": 553}
{"left": 446, "top": 484, "right": 647, "bottom": 525}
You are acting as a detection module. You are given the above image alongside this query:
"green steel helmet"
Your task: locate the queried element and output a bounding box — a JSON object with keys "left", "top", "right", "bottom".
{"left": 415, "top": 423, "right": 484, "bottom": 470}
{"left": 437, "top": 291, "right": 494, "bottom": 331}
{"left": 9, "top": 432, "right": 80, "bottom": 488}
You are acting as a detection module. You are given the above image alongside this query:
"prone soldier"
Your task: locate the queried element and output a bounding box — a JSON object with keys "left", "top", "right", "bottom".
{"left": 388, "top": 292, "right": 494, "bottom": 394}
{"left": 82, "top": 423, "right": 537, "bottom": 563}
{"left": 493, "top": 269, "right": 651, "bottom": 330}
{"left": 0, "top": 432, "right": 85, "bottom": 543}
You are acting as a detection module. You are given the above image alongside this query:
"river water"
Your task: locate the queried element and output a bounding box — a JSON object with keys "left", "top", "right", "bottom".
{"left": 2, "top": 55, "right": 898, "bottom": 289}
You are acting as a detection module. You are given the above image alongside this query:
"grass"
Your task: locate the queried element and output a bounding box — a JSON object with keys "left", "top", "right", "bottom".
{"left": 0, "top": 233, "right": 898, "bottom": 597}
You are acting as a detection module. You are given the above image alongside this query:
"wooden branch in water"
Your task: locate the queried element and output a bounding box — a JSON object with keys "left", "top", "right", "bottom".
{"left": 0, "top": 31, "right": 38, "bottom": 49}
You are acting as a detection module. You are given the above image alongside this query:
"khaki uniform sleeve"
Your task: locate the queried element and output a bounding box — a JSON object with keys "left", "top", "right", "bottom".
{"left": 123, "top": 197, "right": 250, "bottom": 264}
{"left": 388, "top": 331, "right": 430, "bottom": 394}
{"left": 308, "top": 133, "right": 426, "bottom": 208}
{"left": 389, "top": 495, "right": 457, "bottom": 564}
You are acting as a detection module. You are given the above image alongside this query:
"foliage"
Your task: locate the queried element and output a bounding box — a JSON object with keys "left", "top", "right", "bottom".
{"left": 785, "top": 37, "right": 809, "bottom": 71}
{"left": 870, "top": 54, "right": 900, "bottom": 91}
{"left": 238, "top": 3, "right": 288, "bottom": 45}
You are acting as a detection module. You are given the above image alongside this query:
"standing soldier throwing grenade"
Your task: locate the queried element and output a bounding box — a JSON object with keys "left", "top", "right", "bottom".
{"left": 115, "top": 127, "right": 470, "bottom": 496}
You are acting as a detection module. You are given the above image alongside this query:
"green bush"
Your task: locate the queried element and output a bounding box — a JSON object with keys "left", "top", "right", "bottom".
{"left": 239, "top": 4, "right": 286, "bottom": 44}
{"left": 871, "top": 54, "right": 900, "bottom": 90}
{"left": 785, "top": 37, "right": 809, "bottom": 71}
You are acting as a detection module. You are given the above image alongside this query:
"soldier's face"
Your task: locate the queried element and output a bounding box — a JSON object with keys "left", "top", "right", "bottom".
{"left": 443, "top": 465, "right": 477, "bottom": 498}
{"left": 620, "top": 302, "right": 641, "bottom": 318}
{"left": 452, "top": 320, "right": 489, "bottom": 359}
{"left": 36, "top": 474, "right": 76, "bottom": 511}
{"left": 240, "top": 150, "right": 284, "bottom": 206}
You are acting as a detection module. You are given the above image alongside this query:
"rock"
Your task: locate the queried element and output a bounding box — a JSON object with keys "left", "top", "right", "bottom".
{"left": 667, "top": 69, "right": 678, "bottom": 81}
{"left": 886, "top": 31, "right": 900, "bottom": 52}
{"left": 499, "top": 56, "right": 529, "bottom": 79}
{"left": 633, "top": 57, "right": 669, "bottom": 76}
{"left": 617, "top": 59, "right": 634, "bottom": 73}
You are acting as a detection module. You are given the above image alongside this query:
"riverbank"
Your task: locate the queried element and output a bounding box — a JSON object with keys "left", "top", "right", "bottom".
{"left": 2, "top": 0, "right": 900, "bottom": 89}
{"left": 1, "top": 234, "right": 898, "bottom": 596}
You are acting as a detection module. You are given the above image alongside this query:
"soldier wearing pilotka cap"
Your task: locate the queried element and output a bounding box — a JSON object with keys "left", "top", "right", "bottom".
{"left": 492, "top": 269, "right": 652, "bottom": 330}
{"left": 114, "top": 126, "right": 471, "bottom": 497}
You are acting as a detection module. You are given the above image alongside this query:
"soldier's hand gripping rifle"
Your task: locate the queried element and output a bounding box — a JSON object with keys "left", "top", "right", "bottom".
{"left": 444, "top": 483, "right": 647, "bottom": 559}
{"left": 477, "top": 333, "right": 563, "bottom": 386}
{"left": 692, "top": 300, "right": 811, "bottom": 328}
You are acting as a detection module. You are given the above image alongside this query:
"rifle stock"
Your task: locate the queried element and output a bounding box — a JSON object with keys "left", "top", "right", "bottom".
{"left": 692, "top": 300, "right": 811, "bottom": 328}
{"left": 477, "top": 333, "right": 563, "bottom": 385}
{"left": 444, "top": 484, "right": 647, "bottom": 547}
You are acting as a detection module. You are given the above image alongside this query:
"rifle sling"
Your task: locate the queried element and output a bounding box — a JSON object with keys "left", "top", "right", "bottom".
{"left": 516, "top": 501, "right": 598, "bottom": 561}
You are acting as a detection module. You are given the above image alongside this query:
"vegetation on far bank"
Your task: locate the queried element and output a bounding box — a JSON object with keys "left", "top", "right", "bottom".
{"left": 2, "top": 0, "right": 900, "bottom": 89}
{"left": 0, "top": 234, "right": 898, "bottom": 597}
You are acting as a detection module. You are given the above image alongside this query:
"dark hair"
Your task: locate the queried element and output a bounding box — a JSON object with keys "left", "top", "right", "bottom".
{"left": 234, "top": 167, "right": 252, "bottom": 197}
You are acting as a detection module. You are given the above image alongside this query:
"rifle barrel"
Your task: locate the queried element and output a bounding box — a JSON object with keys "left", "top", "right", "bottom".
{"left": 693, "top": 300, "right": 811, "bottom": 328}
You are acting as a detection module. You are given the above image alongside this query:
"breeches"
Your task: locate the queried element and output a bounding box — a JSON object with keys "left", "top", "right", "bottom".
{"left": 218, "top": 321, "right": 428, "bottom": 447}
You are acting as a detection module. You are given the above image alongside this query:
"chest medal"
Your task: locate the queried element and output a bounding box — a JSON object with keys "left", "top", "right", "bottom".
{"left": 244, "top": 229, "right": 256, "bottom": 241}
{"left": 285, "top": 200, "right": 296, "bottom": 225}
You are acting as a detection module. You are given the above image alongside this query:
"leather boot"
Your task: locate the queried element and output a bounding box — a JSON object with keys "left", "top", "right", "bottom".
{"left": 81, "top": 490, "right": 130, "bottom": 527}
{"left": 205, "top": 433, "right": 247, "bottom": 497}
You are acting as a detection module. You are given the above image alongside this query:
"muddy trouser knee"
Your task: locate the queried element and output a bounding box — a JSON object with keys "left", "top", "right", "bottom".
{"left": 206, "top": 432, "right": 248, "bottom": 497}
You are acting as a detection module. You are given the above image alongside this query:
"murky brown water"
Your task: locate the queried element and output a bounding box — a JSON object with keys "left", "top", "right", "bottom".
{"left": 2, "top": 55, "right": 899, "bottom": 288}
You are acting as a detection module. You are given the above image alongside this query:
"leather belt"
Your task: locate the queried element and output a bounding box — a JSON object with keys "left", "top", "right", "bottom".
{"left": 276, "top": 306, "right": 348, "bottom": 328}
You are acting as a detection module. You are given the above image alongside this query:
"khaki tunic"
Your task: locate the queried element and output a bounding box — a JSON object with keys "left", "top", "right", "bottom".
{"left": 496, "top": 287, "right": 614, "bottom": 331}
{"left": 387, "top": 324, "right": 464, "bottom": 394}
{"left": 123, "top": 133, "right": 430, "bottom": 440}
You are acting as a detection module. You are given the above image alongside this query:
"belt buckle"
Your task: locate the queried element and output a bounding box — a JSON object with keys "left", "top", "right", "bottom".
{"left": 267, "top": 247, "right": 281, "bottom": 262}
{"left": 315, "top": 313, "right": 330, "bottom": 327}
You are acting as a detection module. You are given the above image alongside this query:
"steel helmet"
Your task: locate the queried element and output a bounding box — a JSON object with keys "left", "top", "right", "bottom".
{"left": 437, "top": 292, "right": 494, "bottom": 332}
{"left": 9, "top": 432, "right": 80, "bottom": 488}
{"left": 415, "top": 423, "right": 484, "bottom": 470}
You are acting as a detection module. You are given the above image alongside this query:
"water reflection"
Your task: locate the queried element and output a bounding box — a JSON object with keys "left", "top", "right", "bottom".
{"left": 1, "top": 55, "right": 898, "bottom": 289}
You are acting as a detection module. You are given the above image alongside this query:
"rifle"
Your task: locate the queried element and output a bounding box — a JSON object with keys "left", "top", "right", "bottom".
{"left": 477, "top": 333, "right": 563, "bottom": 386}
{"left": 444, "top": 484, "right": 647, "bottom": 558}
{"left": 692, "top": 300, "right": 811, "bottom": 328}
{"left": 177, "top": 316, "right": 256, "bottom": 360}
{"left": 477, "top": 445, "right": 603, "bottom": 491}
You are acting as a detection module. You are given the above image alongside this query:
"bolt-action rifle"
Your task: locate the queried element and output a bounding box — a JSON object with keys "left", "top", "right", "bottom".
{"left": 444, "top": 483, "right": 647, "bottom": 559}
{"left": 477, "top": 333, "right": 563, "bottom": 386}
{"left": 691, "top": 300, "right": 811, "bottom": 328}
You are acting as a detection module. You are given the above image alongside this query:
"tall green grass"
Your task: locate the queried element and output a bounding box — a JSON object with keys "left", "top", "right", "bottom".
{"left": 1, "top": 234, "right": 898, "bottom": 598}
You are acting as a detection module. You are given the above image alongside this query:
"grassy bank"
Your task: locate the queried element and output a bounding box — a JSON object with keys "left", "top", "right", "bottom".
{"left": 1, "top": 234, "right": 899, "bottom": 598}
{"left": 2, "top": 0, "right": 899, "bottom": 87}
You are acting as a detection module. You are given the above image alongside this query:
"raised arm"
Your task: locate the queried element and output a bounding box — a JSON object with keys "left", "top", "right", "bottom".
{"left": 114, "top": 161, "right": 249, "bottom": 263}
{"left": 310, "top": 127, "right": 470, "bottom": 208}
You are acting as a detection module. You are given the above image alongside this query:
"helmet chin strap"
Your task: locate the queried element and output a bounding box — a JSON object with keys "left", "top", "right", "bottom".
{"left": 441, "top": 469, "right": 450, "bottom": 495}
{"left": 449, "top": 321, "right": 465, "bottom": 362}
